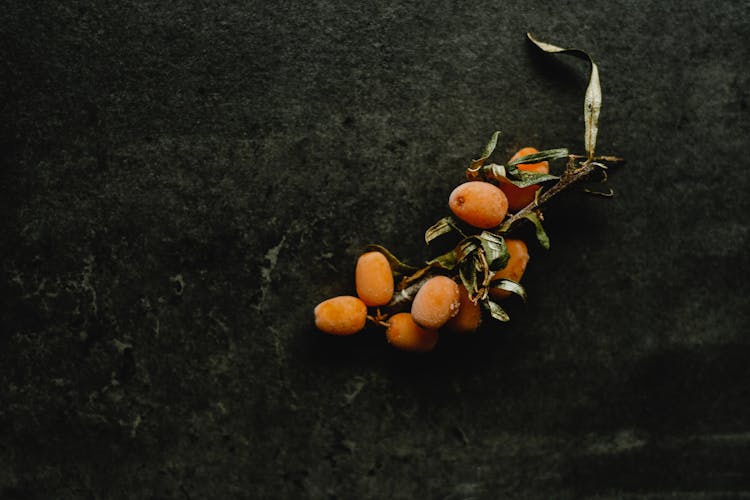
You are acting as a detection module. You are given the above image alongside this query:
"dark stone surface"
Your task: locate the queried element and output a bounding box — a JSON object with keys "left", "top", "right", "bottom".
{"left": 2, "top": 1, "right": 749, "bottom": 498}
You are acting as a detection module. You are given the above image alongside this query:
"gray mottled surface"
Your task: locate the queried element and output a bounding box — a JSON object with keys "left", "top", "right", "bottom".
{"left": 2, "top": 1, "right": 750, "bottom": 498}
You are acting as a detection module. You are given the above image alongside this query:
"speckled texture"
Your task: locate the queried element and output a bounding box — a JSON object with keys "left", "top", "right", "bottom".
{"left": 1, "top": 1, "right": 749, "bottom": 498}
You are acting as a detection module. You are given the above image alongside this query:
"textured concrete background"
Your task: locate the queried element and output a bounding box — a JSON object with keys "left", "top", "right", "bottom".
{"left": 2, "top": 1, "right": 749, "bottom": 498}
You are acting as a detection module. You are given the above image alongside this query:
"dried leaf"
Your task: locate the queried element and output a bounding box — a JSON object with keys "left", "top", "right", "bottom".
{"left": 527, "top": 33, "right": 601, "bottom": 159}
{"left": 504, "top": 171, "right": 560, "bottom": 189}
{"left": 478, "top": 231, "right": 509, "bottom": 271}
{"left": 489, "top": 279, "right": 527, "bottom": 302}
{"left": 522, "top": 212, "right": 550, "bottom": 250}
{"left": 483, "top": 299, "right": 510, "bottom": 322}
{"left": 584, "top": 65, "right": 602, "bottom": 159}
{"left": 483, "top": 163, "right": 507, "bottom": 179}
{"left": 455, "top": 237, "right": 480, "bottom": 262}
{"left": 507, "top": 148, "right": 569, "bottom": 169}
{"left": 470, "top": 131, "right": 501, "bottom": 171}
{"left": 459, "top": 257, "right": 478, "bottom": 298}
{"left": 426, "top": 249, "right": 458, "bottom": 270}
{"left": 364, "top": 244, "right": 418, "bottom": 274}
{"left": 425, "top": 216, "right": 460, "bottom": 244}
{"left": 505, "top": 148, "right": 568, "bottom": 180}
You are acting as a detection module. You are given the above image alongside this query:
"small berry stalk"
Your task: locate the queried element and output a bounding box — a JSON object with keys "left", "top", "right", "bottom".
{"left": 313, "top": 33, "right": 624, "bottom": 352}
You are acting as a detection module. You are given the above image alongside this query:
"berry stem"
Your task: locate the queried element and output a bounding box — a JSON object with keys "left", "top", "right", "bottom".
{"left": 387, "top": 276, "right": 432, "bottom": 311}
{"left": 499, "top": 155, "right": 623, "bottom": 233}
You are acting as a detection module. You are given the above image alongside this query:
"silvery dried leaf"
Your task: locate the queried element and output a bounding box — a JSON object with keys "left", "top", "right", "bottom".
{"left": 478, "top": 231, "right": 509, "bottom": 272}
{"left": 424, "top": 216, "right": 459, "bottom": 244}
{"left": 484, "top": 299, "right": 510, "bottom": 322}
{"left": 489, "top": 279, "right": 527, "bottom": 302}
{"left": 527, "top": 33, "right": 601, "bottom": 159}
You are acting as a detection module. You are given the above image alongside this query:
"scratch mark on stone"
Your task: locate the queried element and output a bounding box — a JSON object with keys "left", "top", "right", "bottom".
{"left": 170, "top": 273, "right": 185, "bottom": 295}
{"left": 130, "top": 414, "right": 142, "bottom": 438}
{"left": 584, "top": 429, "right": 647, "bottom": 455}
{"left": 82, "top": 255, "right": 98, "bottom": 315}
{"left": 209, "top": 307, "right": 230, "bottom": 332}
{"left": 269, "top": 325, "right": 283, "bottom": 364}
{"left": 10, "top": 270, "right": 24, "bottom": 289}
{"left": 453, "top": 425, "right": 470, "bottom": 445}
{"left": 693, "top": 432, "right": 750, "bottom": 445}
{"left": 342, "top": 376, "right": 367, "bottom": 406}
{"left": 256, "top": 235, "right": 286, "bottom": 311}
{"left": 112, "top": 338, "right": 132, "bottom": 353}
{"left": 22, "top": 277, "right": 47, "bottom": 299}
{"left": 443, "top": 482, "right": 484, "bottom": 500}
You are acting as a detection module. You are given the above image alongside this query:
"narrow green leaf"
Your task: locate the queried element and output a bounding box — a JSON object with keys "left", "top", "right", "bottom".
{"left": 507, "top": 148, "right": 569, "bottom": 168}
{"left": 478, "top": 231, "right": 509, "bottom": 271}
{"left": 483, "top": 299, "right": 510, "bottom": 322}
{"left": 527, "top": 33, "right": 601, "bottom": 159}
{"left": 455, "top": 237, "right": 480, "bottom": 262}
{"left": 425, "top": 216, "right": 459, "bottom": 244}
{"left": 399, "top": 267, "right": 431, "bottom": 288}
{"left": 364, "top": 244, "right": 418, "bottom": 274}
{"left": 459, "top": 257, "right": 478, "bottom": 297}
{"left": 470, "top": 131, "right": 501, "bottom": 170}
{"left": 426, "top": 249, "right": 458, "bottom": 270}
{"left": 522, "top": 212, "right": 550, "bottom": 249}
{"left": 489, "top": 279, "right": 527, "bottom": 302}
{"left": 504, "top": 171, "right": 560, "bottom": 189}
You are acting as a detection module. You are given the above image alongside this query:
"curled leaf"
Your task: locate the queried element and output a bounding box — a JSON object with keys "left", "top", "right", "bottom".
{"left": 478, "top": 231, "right": 509, "bottom": 271}
{"left": 498, "top": 211, "right": 550, "bottom": 249}
{"left": 523, "top": 212, "right": 550, "bottom": 250}
{"left": 506, "top": 148, "right": 569, "bottom": 169}
{"left": 481, "top": 163, "right": 559, "bottom": 188}
{"left": 455, "top": 237, "right": 480, "bottom": 262}
{"left": 400, "top": 249, "right": 458, "bottom": 289}
{"left": 427, "top": 249, "right": 458, "bottom": 270}
{"left": 459, "top": 257, "right": 478, "bottom": 298}
{"left": 583, "top": 187, "right": 615, "bottom": 197}
{"left": 364, "top": 244, "right": 418, "bottom": 274}
{"left": 505, "top": 148, "right": 568, "bottom": 180}
{"left": 497, "top": 209, "right": 550, "bottom": 249}
{"left": 490, "top": 279, "right": 527, "bottom": 302}
{"left": 504, "top": 171, "right": 560, "bottom": 189}
{"left": 527, "top": 33, "right": 601, "bottom": 159}
{"left": 483, "top": 299, "right": 510, "bottom": 322}
{"left": 425, "top": 216, "right": 461, "bottom": 244}
{"left": 483, "top": 163, "right": 507, "bottom": 179}
{"left": 470, "top": 131, "right": 501, "bottom": 171}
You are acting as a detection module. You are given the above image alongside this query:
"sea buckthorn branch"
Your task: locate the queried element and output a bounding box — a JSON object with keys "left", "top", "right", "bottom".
{"left": 312, "top": 34, "right": 625, "bottom": 351}
{"left": 498, "top": 154, "right": 624, "bottom": 235}
{"left": 375, "top": 146, "right": 623, "bottom": 322}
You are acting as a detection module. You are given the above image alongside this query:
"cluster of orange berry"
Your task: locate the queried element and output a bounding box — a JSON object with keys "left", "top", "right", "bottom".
{"left": 314, "top": 147, "right": 549, "bottom": 352}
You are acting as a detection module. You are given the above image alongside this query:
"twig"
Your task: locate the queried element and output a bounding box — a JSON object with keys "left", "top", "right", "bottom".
{"left": 500, "top": 155, "right": 621, "bottom": 232}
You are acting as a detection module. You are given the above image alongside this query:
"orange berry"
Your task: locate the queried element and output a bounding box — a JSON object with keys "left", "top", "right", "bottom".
{"left": 499, "top": 147, "right": 550, "bottom": 212}
{"left": 411, "top": 275, "right": 461, "bottom": 329}
{"left": 355, "top": 251, "right": 394, "bottom": 306}
{"left": 449, "top": 181, "right": 508, "bottom": 229}
{"left": 385, "top": 312, "right": 438, "bottom": 352}
{"left": 490, "top": 239, "right": 530, "bottom": 300}
{"left": 314, "top": 296, "right": 367, "bottom": 335}
{"left": 444, "top": 284, "right": 482, "bottom": 333}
